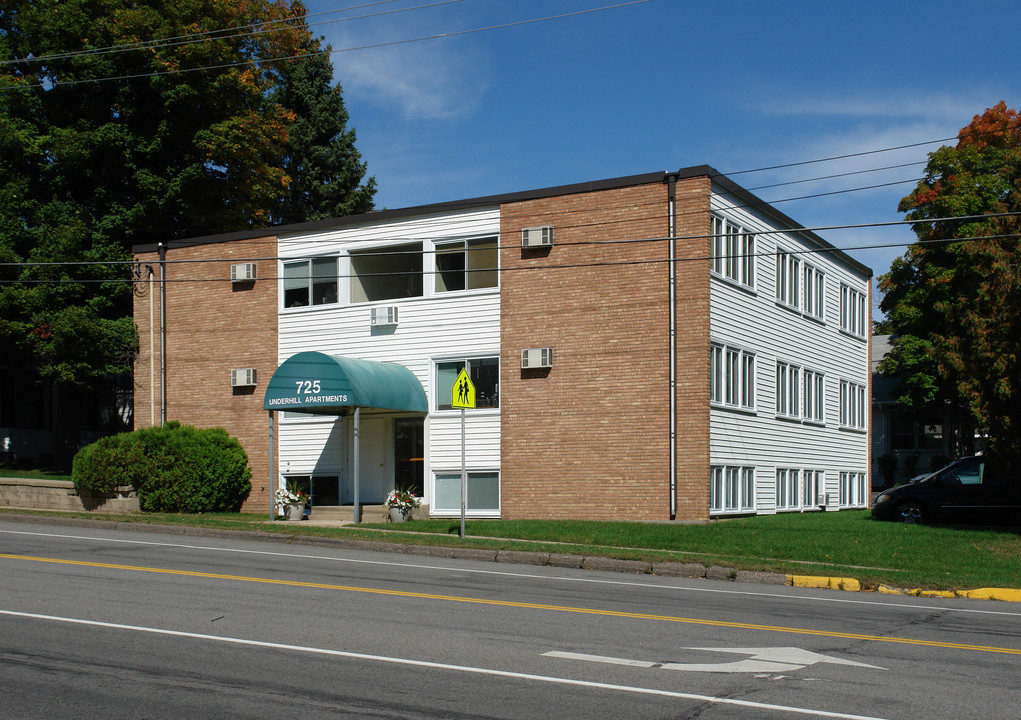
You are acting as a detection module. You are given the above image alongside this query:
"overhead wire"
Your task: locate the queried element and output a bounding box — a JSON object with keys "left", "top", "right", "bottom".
{"left": 4, "top": 213, "right": 1018, "bottom": 284}
{"left": 0, "top": 1, "right": 655, "bottom": 89}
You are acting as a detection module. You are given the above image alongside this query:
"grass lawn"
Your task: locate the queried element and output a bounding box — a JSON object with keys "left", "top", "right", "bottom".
{"left": 3, "top": 506, "right": 1017, "bottom": 591}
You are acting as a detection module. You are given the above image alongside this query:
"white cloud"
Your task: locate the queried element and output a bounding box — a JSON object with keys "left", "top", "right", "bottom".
{"left": 322, "top": 25, "right": 489, "bottom": 121}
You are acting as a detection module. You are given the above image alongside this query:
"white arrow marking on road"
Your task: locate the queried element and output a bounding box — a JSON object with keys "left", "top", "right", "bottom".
{"left": 545, "top": 647, "right": 885, "bottom": 674}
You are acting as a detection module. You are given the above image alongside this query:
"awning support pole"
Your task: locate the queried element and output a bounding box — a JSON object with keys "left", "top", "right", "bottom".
{"left": 268, "top": 410, "right": 275, "bottom": 522}
{"left": 353, "top": 406, "right": 361, "bottom": 523}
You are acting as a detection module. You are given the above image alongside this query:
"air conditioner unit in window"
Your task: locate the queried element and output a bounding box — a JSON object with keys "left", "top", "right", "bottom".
{"left": 230, "top": 262, "right": 257, "bottom": 282}
{"left": 521, "top": 226, "right": 554, "bottom": 248}
{"left": 521, "top": 348, "right": 553, "bottom": 369}
{"left": 370, "top": 306, "right": 399, "bottom": 326}
{"left": 231, "top": 368, "right": 257, "bottom": 387}
{"left": 817, "top": 493, "right": 831, "bottom": 507}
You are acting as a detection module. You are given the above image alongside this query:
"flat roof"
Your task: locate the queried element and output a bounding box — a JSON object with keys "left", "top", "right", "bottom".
{"left": 132, "top": 165, "right": 871, "bottom": 277}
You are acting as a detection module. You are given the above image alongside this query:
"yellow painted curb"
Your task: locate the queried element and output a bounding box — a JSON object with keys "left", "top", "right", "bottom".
{"left": 957, "top": 588, "right": 1021, "bottom": 602}
{"left": 788, "top": 575, "right": 860, "bottom": 592}
{"left": 878, "top": 585, "right": 1021, "bottom": 602}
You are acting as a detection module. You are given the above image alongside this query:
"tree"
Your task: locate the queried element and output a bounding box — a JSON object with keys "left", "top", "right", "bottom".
{"left": 878, "top": 102, "right": 1021, "bottom": 470}
{"left": 0, "top": 0, "right": 374, "bottom": 469}
{"left": 272, "top": 34, "right": 376, "bottom": 223}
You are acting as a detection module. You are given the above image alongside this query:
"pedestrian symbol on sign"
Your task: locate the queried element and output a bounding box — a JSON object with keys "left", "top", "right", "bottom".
{"left": 451, "top": 368, "right": 476, "bottom": 409}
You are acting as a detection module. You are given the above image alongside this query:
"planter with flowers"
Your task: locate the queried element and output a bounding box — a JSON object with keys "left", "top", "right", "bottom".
{"left": 384, "top": 487, "right": 421, "bottom": 522}
{"left": 275, "top": 485, "right": 309, "bottom": 521}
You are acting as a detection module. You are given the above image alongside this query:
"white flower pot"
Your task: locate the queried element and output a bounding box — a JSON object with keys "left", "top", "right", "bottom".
{"left": 285, "top": 503, "right": 304, "bottom": 521}
{"left": 389, "top": 507, "right": 408, "bottom": 523}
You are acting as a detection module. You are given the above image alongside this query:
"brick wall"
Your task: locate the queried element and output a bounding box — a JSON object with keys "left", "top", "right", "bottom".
{"left": 134, "top": 236, "right": 278, "bottom": 513}
{"left": 499, "top": 176, "right": 711, "bottom": 521}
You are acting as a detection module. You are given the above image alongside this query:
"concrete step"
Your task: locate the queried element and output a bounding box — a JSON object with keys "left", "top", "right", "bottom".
{"left": 303, "top": 504, "right": 429, "bottom": 524}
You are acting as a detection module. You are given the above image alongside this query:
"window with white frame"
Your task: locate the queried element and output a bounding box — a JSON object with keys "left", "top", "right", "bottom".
{"left": 434, "top": 470, "right": 500, "bottom": 513}
{"left": 775, "top": 468, "right": 800, "bottom": 510}
{"left": 710, "top": 466, "right": 755, "bottom": 513}
{"left": 775, "top": 361, "right": 800, "bottom": 418}
{"left": 839, "top": 471, "right": 868, "bottom": 507}
{"left": 350, "top": 242, "right": 423, "bottom": 303}
{"left": 802, "top": 369, "right": 825, "bottom": 423}
{"left": 803, "top": 264, "right": 825, "bottom": 319}
{"left": 435, "top": 237, "right": 499, "bottom": 292}
{"left": 711, "top": 215, "right": 755, "bottom": 288}
{"left": 283, "top": 257, "right": 338, "bottom": 308}
{"left": 711, "top": 343, "right": 755, "bottom": 410}
{"left": 840, "top": 284, "right": 867, "bottom": 337}
{"left": 802, "top": 469, "right": 823, "bottom": 507}
{"left": 775, "top": 250, "right": 800, "bottom": 308}
{"left": 436, "top": 357, "right": 499, "bottom": 410}
{"left": 839, "top": 380, "right": 866, "bottom": 429}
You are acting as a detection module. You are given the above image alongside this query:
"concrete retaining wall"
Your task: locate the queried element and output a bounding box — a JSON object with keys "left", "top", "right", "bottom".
{"left": 0, "top": 477, "right": 139, "bottom": 513}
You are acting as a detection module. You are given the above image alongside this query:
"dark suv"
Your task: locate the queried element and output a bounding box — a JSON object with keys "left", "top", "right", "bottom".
{"left": 871, "top": 455, "right": 1021, "bottom": 525}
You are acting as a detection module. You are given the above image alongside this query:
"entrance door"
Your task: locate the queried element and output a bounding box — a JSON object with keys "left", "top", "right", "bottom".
{"left": 351, "top": 416, "right": 389, "bottom": 504}
{"left": 394, "top": 418, "right": 424, "bottom": 496}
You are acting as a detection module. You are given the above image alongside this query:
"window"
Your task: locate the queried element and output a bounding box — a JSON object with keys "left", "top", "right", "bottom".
{"left": 436, "top": 357, "right": 499, "bottom": 410}
{"left": 802, "top": 369, "right": 825, "bottom": 423}
{"left": 803, "top": 264, "right": 825, "bottom": 319}
{"left": 775, "top": 468, "right": 800, "bottom": 510}
{"left": 711, "top": 215, "right": 755, "bottom": 288}
{"left": 775, "top": 250, "right": 800, "bottom": 308}
{"left": 839, "top": 471, "right": 867, "bottom": 507}
{"left": 435, "top": 237, "right": 499, "bottom": 292}
{"left": 710, "top": 466, "right": 755, "bottom": 513}
{"left": 350, "top": 242, "right": 423, "bottom": 303}
{"left": 775, "top": 361, "right": 800, "bottom": 418}
{"left": 283, "top": 257, "right": 338, "bottom": 307}
{"left": 803, "top": 469, "right": 822, "bottom": 507}
{"left": 839, "top": 380, "right": 866, "bottom": 430}
{"left": 711, "top": 343, "right": 755, "bottom": 410}
{"left": 840, "top": 284, "right": 867, "bottom": 337}
{"left": 434, "top": 471, "right": 500, "bottom": 513}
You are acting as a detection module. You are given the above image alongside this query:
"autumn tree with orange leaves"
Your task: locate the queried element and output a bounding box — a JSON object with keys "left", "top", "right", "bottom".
{"left": 879, "top": 102, "right": 1021, "bottom": 473}
{"left": 0, "top": 0, "right": 374, "bottom": 469}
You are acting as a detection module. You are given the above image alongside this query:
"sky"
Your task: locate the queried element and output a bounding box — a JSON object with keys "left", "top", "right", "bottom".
{"left": 301, "top": 0, "right": 1020, "bottom": 319}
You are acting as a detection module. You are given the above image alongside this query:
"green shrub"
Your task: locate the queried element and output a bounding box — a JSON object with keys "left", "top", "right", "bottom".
{"left": 72, "top": 421, "right": 252, "bottom": 513}
{"left": 72, "top": 432, "right": 151, "bottom": 495}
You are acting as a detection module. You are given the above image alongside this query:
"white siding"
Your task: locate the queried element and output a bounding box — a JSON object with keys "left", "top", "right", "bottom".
{"left": 274, "top": 208, "right": 502, "bottom": 510}
{"left": 709, "top": 187, "right": 870, "bottom": 515}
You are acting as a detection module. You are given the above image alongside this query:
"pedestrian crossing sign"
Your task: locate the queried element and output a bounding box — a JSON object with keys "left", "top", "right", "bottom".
{"left": 451, "top": 368, "right": 476, "bottom": 409}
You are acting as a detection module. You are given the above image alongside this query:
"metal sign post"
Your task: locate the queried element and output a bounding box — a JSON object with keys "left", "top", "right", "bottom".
{"left": 450, "top": 368, "right": 476, "bottom": 538}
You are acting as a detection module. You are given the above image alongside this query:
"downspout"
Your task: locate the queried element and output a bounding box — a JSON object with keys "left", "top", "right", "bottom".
{"left": 158, "top": 240, "right": 167, "bottom": 425}
{"left": 667, "top": 174, "right": 678, "bottom": 518}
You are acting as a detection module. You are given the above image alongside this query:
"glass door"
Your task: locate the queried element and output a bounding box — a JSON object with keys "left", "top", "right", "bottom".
{"left": 394, "top": 418, "right": 424, "bottom": 496}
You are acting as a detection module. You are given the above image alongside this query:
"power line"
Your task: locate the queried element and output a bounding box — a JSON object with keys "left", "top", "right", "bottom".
{"left": 0, "top": 0, "right": 414, "bottom": 65}
{"left": 5, "top": 213, "right": 1018, "bottom": 282}
{"left": 0, "top": 1, "right": 654, "bottom": 90}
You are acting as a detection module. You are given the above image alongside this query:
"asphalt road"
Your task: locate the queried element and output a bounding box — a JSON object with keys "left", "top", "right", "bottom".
{"left": 1, "top": 518, "right": 1019, "bottom": 719}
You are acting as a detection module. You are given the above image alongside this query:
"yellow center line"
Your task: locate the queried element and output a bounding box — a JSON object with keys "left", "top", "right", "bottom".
{"left": 4, "top": 553, "right": 1019, "bottom": 656}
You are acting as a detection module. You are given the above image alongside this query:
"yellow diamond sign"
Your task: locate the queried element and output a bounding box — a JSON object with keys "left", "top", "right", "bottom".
{"left": 451, "top": 368, "right": 476, "bottom": 409}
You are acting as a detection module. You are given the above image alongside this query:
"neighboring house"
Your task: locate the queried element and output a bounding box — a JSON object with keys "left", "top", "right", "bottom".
{"left": 870, "top": 334, "right": 982, "bottom": 488}
{"left": 131, "top": 167, "right": 872, "bottom": 522}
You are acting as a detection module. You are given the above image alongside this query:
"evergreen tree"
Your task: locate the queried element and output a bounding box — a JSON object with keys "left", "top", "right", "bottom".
{"left": 273, "top": 34, "right": 376, "bottom": 223}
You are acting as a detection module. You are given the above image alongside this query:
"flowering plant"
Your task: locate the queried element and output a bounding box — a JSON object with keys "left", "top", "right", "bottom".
{"left": 275, "top": 486, "right": 309, "bottom": 507}
{"left": 384, "top": 487, "right": 422, "bottom": 512}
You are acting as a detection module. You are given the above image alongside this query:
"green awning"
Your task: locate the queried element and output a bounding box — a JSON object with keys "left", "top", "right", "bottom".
{"left": 263, "top": 352, "right": 427, "bottom": 414}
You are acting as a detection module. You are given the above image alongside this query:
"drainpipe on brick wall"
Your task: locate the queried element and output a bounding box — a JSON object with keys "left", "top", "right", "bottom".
{"left": 158, "top": 240, "right": 167, "bottom": 425}
{"left": 667, "top": 174, "right": 678, "bottom": 518}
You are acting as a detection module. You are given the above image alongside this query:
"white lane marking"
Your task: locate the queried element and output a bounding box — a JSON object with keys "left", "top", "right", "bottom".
{"left": 0, "top": 609, "right": 891, "bottom": 720}
{"left": 2, "top": 526, "right": 1018, "bottom": 618}
{"left": 545, "top": 647, "right": 885, "bottom": 674}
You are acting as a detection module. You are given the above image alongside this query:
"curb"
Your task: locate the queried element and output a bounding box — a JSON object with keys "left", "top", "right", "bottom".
{"left": 3, "top": 511, "right": 1018, "bottom": 601}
